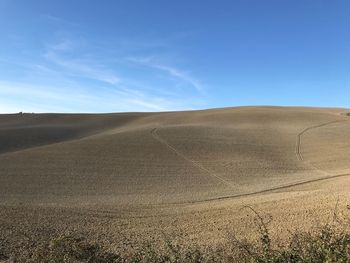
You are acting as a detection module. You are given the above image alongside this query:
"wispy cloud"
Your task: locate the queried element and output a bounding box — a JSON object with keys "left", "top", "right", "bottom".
{"left": 41, "top": 14, "right": 79, "bottom": 27}
{"left": 44, "top": 41, "right": 121, "bottom": 85}
{"left": 49, "top": 39, "right": 75, "bottom": 52}
{"left": 0, "top": 80, "right": 179, "bottom": 113}
{"left": 127, "top": 57, "right": 203, "bottom": 92}
{"left": 154, "top": 64, "right": 203, "bottom": 92}
{"left": 0, "top": 31, "right": 207, "bottom": 113}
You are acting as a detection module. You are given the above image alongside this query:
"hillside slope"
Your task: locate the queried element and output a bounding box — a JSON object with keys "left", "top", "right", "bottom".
{"left": 0, "top": 106, "right": 349, "bottom": 205}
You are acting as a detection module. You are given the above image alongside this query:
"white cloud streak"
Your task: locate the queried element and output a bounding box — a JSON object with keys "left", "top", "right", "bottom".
{"left": 45, "top": 50, "right": 121, "bottom": 86}
{"left": 153, "top": 64, "right": 203, "bottom": 92}
{"left": 41, "top": 14, "right": 79, "bottom": 27}
{"left": 0, "top": 80, "right": 184, "bottom": 113}
{"left": 127, "top": 57, "right": 203, "bottom": 92}
{"left": 0, "top": 34, "right": 207, "bottom": 113}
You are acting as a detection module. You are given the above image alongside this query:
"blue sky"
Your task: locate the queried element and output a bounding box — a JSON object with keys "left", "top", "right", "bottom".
{"left": 0, "top": 0, "right": 349, "bottom": 113}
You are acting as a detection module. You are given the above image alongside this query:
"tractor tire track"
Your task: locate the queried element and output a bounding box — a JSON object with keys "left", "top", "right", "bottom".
{"left": 152, "top": 113, "right": 350, "bottom": 205}
{"left": 151, "top": 127, "right": 235, "bottom": 188}
{"left": 295, "top": 120, "right": 347, "bottom": 162}
{"left": 166, "top": 172, "right": 350, "bottom": 205}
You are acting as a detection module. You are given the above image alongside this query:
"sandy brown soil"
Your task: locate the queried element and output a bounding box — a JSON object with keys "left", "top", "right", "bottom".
{"left": 1, "top": 106, "right": 350, "bottom": 257}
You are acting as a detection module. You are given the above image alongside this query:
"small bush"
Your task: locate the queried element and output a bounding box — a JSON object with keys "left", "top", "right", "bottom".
{"left": 233, "top": 224, "right": 350, "bottom": 263}
{"left": 27, "top": 235, "right": 220, "bottom": 263}
{"left": 230, "top": 206, "right": 350, "bottom": 263}
{"left": 29, "top": 235, "right": 123, "bottom": 263}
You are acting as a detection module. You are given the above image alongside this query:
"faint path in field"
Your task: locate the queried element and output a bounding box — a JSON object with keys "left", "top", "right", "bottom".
{"left": 150, "top": 114, "right": 350, "bottom": 205}
{"left": 295, "top": 119, "right": 346, "bottom": 162}
{"left": 150, "top": 127, "right": 235, "bottom": 188}
{"left": 167, "top": 171, "right": 350, "bottom": 205}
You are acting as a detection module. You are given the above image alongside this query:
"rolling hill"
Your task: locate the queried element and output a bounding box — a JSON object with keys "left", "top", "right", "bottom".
{"left": 1, "top": 106, "right": 349, "bottom": 206}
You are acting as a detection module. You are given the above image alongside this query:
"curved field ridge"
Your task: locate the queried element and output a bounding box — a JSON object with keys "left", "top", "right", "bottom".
{"left": 0, "top": 106, "right": 349, "bottom": 206}
{"left": 167, "top": 172, "right": 350, "bottom": 205}
{"left": 295, "top": 119, "right": 346, "bottom": 161}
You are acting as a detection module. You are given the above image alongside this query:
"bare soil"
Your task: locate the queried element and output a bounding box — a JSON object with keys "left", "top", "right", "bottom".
{"left": 1, "top": 106, "right": 350, "bottom": 258}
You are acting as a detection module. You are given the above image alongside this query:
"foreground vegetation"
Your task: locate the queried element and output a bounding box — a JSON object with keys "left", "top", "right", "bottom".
{"left": 3, "top": 207, "right": 350, "bottom": 262}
